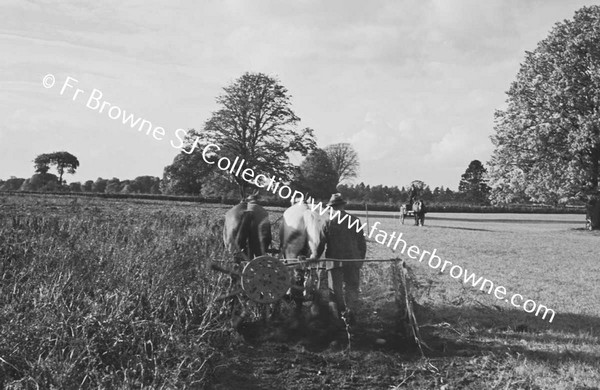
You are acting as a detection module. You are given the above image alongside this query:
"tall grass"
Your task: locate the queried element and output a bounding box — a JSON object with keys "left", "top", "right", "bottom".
{"left": 0, "top": 200, "right": 232, "bottom": 388}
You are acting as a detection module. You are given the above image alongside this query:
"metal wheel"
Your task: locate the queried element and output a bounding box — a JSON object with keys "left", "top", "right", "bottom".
{"left": 241, "top": 255, "right": 291, "bottom": 304}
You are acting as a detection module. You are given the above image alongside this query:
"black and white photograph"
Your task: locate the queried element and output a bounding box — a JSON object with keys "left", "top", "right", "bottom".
{"left": 1, "top": 1, "right": 600, "bottom": 388}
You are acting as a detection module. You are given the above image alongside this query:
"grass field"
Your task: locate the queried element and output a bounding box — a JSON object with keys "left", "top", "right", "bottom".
{"left": 1, "top": 194, "right": 599, "bottom": 389}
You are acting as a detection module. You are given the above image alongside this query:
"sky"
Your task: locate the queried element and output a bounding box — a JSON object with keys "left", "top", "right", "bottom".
{"left": 1, "top": 0, "right": 599, "bottom": 190}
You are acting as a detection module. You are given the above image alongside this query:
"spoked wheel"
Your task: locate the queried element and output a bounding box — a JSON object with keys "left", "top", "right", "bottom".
{"left": 212, "top": 255, "right": 292, "bottom": 327}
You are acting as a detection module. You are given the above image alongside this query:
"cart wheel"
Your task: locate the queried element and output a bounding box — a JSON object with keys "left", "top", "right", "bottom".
{"left": 241, "top": 255, "right": 291, "bottom": 304}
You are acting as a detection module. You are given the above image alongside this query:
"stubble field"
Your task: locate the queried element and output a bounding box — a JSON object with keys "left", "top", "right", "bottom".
{"left": 0, "top": 193, "right": 599, "bottom": 389}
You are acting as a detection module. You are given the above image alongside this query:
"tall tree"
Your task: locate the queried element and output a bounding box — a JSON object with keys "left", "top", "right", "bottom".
{"left": 294, "top": 149, "right": 338, "bottom": 200}
{"left": 488, "top": 6, "right": 600, "bottom": 225}
{"left": 34, "top": 152, "right": 80, "bottom": 185}
{"left": 324, "top": 143, "right": 360, "bottom": 186}
{"left": 176, "top": 72, "right": 316, "bottom": 198}
{"left": 458, "top": 160, "right": 491, "bottom": 204}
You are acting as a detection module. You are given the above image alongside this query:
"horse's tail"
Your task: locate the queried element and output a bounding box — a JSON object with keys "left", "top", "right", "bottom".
{"left": 235, "top": 211, "right": 254, "bottom": 259}
{"left": 304, "top": 210, "right": 324, "bottom": 258}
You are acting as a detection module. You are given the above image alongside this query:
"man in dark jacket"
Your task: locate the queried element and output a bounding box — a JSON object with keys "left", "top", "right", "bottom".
{"left": 408, "top": 185, "right": 418, "bottom": 211}
{"left": 316, "top": 193, "right": 367, "bottom": 324}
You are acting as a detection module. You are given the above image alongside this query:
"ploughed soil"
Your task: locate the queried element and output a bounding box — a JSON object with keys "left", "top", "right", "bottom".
{"left": 206, "top": 294, "right": 548, "bottom": 390}
{"left": 208, "top": 298, "right": 422, "bottom": 390}
{"left": 206, "top": 294, "right": 500, "bottom": 390}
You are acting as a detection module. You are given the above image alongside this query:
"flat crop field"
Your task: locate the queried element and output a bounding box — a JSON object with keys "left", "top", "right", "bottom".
{"left": 1, "top": 194, "right": 599, "bottom": 389}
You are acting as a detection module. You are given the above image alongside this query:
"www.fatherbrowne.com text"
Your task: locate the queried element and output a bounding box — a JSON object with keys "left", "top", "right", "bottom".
{"left": 43, "top": 74, "right": 555, "bottom": 323}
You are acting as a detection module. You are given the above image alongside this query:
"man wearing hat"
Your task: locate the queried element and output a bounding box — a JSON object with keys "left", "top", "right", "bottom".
{"left": 316, "top": 193, "right": 366, "bottom": 325}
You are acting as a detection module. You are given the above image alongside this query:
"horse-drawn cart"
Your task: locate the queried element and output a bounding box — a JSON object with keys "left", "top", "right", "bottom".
{"left": 399, "top": 201, "right": 426, "bottom": 226}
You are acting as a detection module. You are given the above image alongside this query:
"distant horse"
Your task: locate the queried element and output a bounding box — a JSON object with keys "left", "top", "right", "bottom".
{"left": 412, "top": 199, "right": 426, "bottom": 226}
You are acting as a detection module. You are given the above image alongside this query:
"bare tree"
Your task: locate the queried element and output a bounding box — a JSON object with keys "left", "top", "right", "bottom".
{"left": 324, "top": 143, "right": 359, "bottom": 186}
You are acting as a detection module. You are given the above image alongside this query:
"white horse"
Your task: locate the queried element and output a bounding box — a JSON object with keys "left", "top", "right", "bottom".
{"left": 279, "top": 197, "right": 326, "bottom": 310}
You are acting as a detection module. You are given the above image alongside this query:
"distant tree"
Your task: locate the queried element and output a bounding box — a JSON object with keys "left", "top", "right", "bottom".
{"left": 369, "top": 185, "right": 388, "bottom": 203}
{"left": 132, "top": 176, "right": 161, "bottom": 194}
{"left": 176, "top": 72, "right": 316, "bottom": 198}
{"left": 399, "top": 186, "right": 408, "bottom": 202}
{"left": 105, "top": 178, "right": 121, "bottom": 193}
{"left": 337, "top": 183, "right": 352, "bottom": 200}
{"left": 488, "top": 6, "right": 600, "bottom": 224}
{"left": 388, "top": 186, "right": 402, "bottom": 203}
{"left": 150, "top": 180, "right": 161, "bottom": 194}
{"left": 200, "top": 173, "right": 239, "bottom": 198}
{"left": 69, "top": 182, "right": 82, "bottom": 192}
{"left": 120, "top": 184, "right": 133, "bottom": 194}
{"left": 459, "top": 160, "right": 491, "bottom": 204}
{"left": 162, "top": 151, "right": 213, "bottom": 195}
{"left": 19, "top": 173, "right": 58, "bottom": 192}
{"left": 444, "top": 188, "right": 454, "bottom": 202}
{"left": 34, "top": 152, "right": 79, "bottom": 185}
{"left": 0, "top": 177, "right": 25, "bottom": 191}
{"left": 82, "top": 180, "right": 94, "bottom": 192}
{"left": 421, "top": 185, "right": 433, "bottom": 201}
{"left": 355, "top": 182, "right": 367, "bottom": 202}
{"left": 324, "top": 143, "right": 360, "bottom": 186}
{"left": 433, "top": 186, "right": 442, "bottom": 199}
{"left": 92, "top": 178, "right": 108, "bottom": 193}
{"left": 295, "top": 149, "right": 337, "bottom": 200}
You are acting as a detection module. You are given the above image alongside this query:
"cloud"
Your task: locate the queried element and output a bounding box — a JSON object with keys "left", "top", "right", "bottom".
{"left": 426, "top": 126, "right": 493, "bottom": 166}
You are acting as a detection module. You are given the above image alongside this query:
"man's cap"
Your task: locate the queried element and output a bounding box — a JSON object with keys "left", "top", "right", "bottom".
{"left": 327, "top": 193, "right": 347, "bottom": 207}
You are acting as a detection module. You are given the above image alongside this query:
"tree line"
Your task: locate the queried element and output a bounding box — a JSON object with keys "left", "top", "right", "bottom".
{"left": 0, "top": 174, "right": 161, "bottom": 195}
{"left": 0, "top": 154, "right": 502, "bottom": 207}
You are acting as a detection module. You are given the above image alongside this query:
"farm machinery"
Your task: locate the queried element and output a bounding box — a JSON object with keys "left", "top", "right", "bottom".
{"left": 399, "top": 204, "right": 425, "bottom": 226}
{"left": 210, "top": 255, "right": 426, "bottom": 353}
